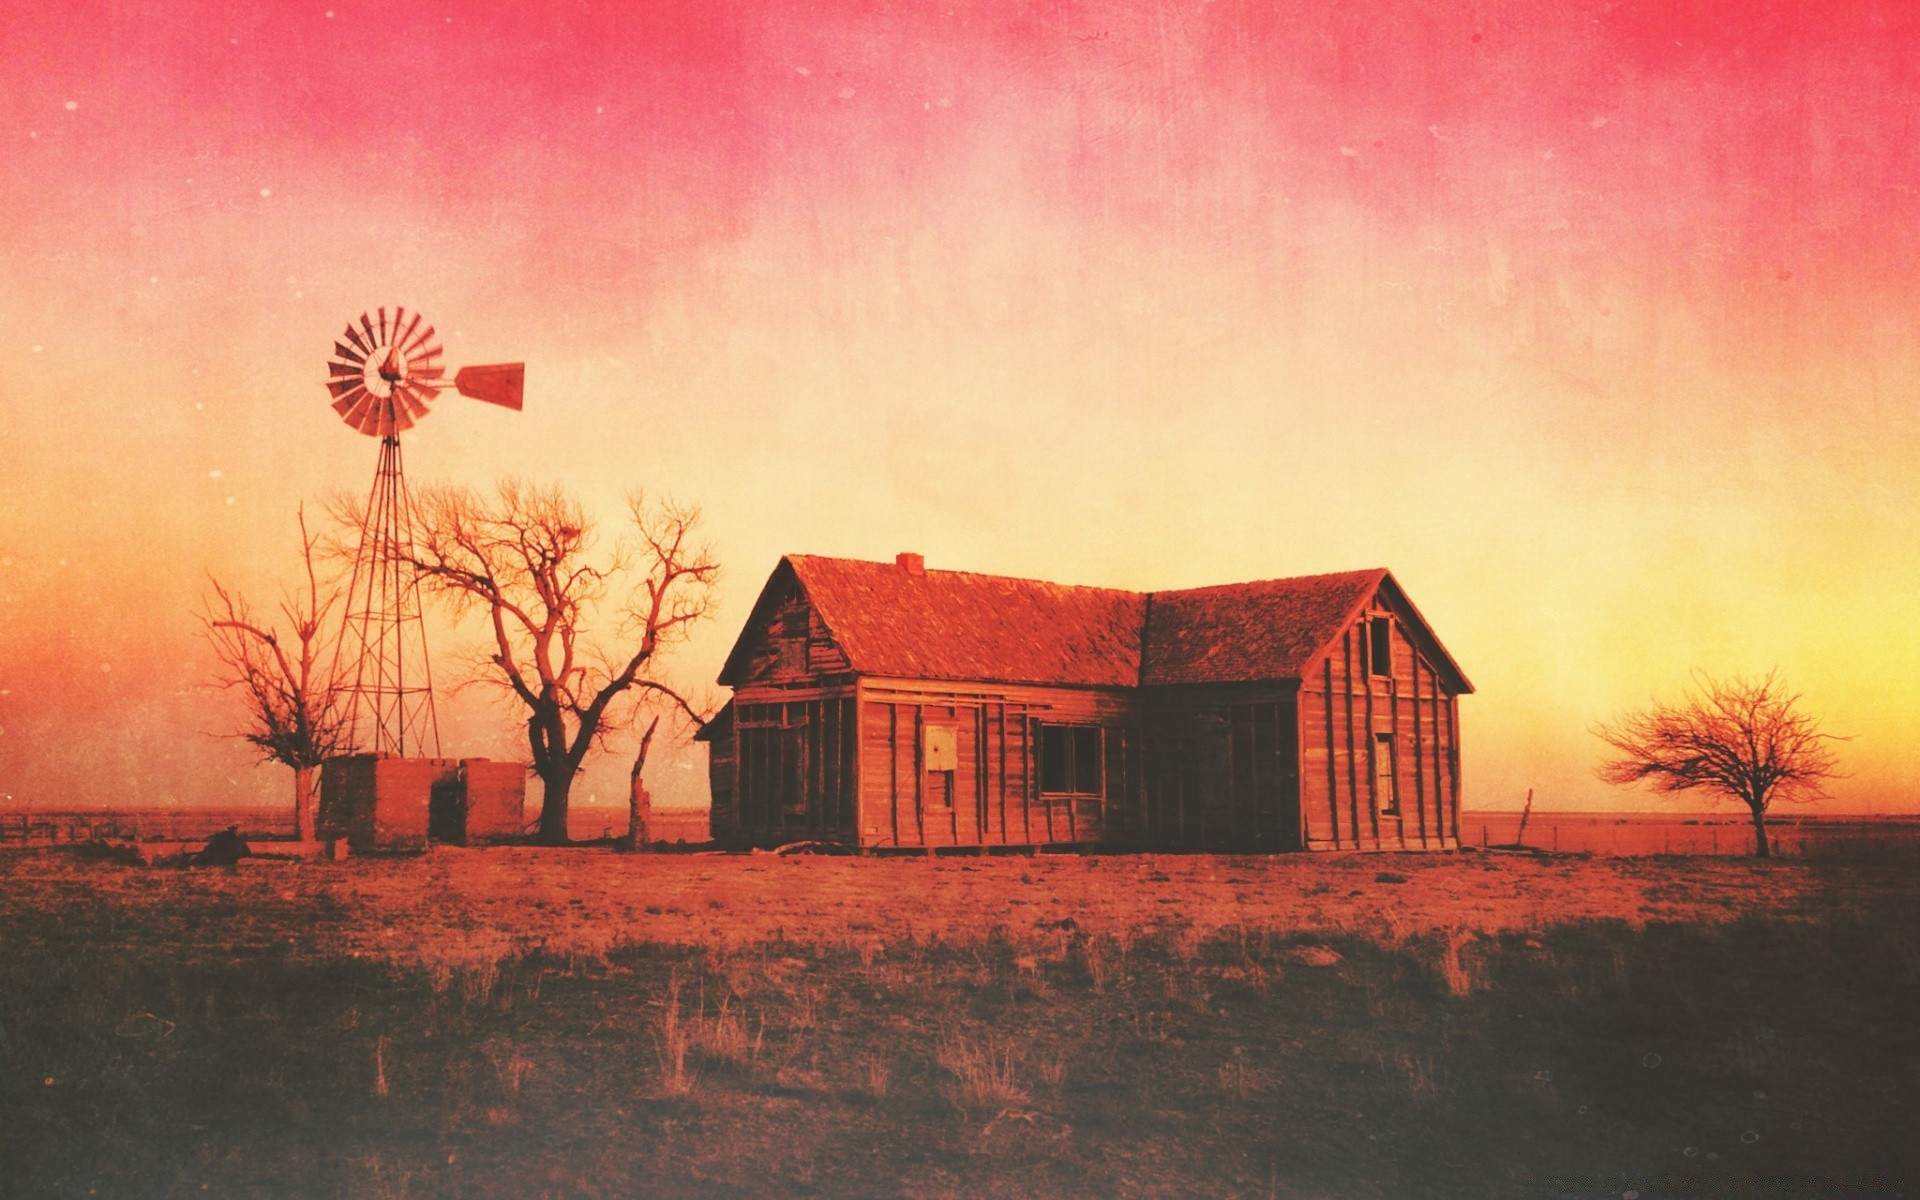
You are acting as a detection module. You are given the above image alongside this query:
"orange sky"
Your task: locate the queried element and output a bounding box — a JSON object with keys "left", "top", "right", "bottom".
{"left": 4, "top": 0, "right": 1919, "bottom": 815}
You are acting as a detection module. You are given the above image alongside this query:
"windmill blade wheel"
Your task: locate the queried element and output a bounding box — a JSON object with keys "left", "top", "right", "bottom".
{"left": 323, "top": 307, "right": 442, "bottom": 437}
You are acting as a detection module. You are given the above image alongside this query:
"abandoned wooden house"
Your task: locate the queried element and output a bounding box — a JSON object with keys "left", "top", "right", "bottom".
{"left": 698, "top": 553, "right": 1472, "bottom": 853}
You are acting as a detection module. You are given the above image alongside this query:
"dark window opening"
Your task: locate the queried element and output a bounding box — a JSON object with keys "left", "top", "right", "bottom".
{"left": 1373, "top": 732, "right": 1397, "bottom": 815}
{"left": 779, "top": 605, "right": 809, "bottom": 638}
{"left": 1368, "top": 617, "right": 1393, "bottom": 677}
{"left": 1040, "top": 725, "right": 1103, "bottom": 795}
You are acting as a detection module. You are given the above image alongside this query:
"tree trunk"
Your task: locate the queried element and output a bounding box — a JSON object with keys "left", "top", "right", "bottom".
{"left": 1748, "top": 803, "right": 1771, "bottom": 858}
{"left": 626, "top": 776, "right": 652, "bottom": 851}
{"left": 623, "top": 716, "right": 661, "bottom": 852}
{"left": 293, "top": 765, "right": 317, "bottom": 843}
{"left": 537, "top": 769, "right": 574, "bottom": 845}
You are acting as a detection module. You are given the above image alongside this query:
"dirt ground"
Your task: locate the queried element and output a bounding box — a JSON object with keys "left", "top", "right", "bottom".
{"left": 0, "top": 845, "right": 1886, "bottom": 969}
{"left": 2, "top": 847, "right": 1915, "bottom": 1199}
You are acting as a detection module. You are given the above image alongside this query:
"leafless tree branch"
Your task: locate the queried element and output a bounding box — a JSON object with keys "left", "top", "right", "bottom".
{"left": 198, "top": 506, "right": 351, "bottom": 840}
{"left": 388, "top": 480, "right": 719, "bottom": 844}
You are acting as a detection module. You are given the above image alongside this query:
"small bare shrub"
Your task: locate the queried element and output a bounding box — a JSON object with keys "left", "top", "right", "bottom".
{"left": 690, "top": 997, "right": 760, "bottom": 1067}
{"left": 360, "top": 1155, "right": 414, "bottom": 1200}
{"left": 862, "top": 1055, "right": 891, "bottom": 1100}
{"left": 563, "top": 926, "right": 619, "bottom": 974}
{"left": 1081, "top": 936, "right": 1111, "bottom": 994}
{"left": 937, "top": 1037, "right": 1029, "bottom": 1111}
{"left": 484, "top": 1040, "right": 535, "bottom": 1098}
{"left": 655, "top": 979, "right": 694, "bottom": 1096}
{"left": 1379, "top": 1049, "right": 1445, "bottom": 1103}
{"left": 1218, "top": 1049, "right": 1261, "bottom": 1100}
{"left": 783, "top": 983, "right": 825, "bottom": 1031}
{"left": 1036, "top": 1051, "right": 1069, "bottom": 1087}
{"left": 1436, "top": 929, "right": 1478, "bottom": 998}
{"left": 373, "top": 1035, "right": 390, "bottom": 1098}
{"left": 460, "top": 956, "right": 502, "bottom": 1006}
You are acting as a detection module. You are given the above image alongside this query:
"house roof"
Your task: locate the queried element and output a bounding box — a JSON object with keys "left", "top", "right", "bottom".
{"left": 744, "top": 555, "right": 1147, "bottom": 688}
{"left": 1142, "top": 569, "right": 1388, "bottom": 686}
{"left": 717, "top": 555, "right": 1472, "bottom": 693}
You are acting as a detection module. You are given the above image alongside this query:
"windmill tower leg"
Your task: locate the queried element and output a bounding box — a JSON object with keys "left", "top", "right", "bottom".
{"left": 332, "top": 434, "right": 441, "bottom": 757}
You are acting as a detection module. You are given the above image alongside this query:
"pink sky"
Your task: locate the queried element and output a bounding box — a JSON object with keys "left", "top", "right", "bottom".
{"left": 5, "top": 0, "right": 1920, "bottom": 814}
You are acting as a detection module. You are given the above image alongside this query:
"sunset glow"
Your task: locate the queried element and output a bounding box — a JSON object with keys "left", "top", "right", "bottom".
{"left": 5, "top": 0, "right": 1919, "bottom": 814}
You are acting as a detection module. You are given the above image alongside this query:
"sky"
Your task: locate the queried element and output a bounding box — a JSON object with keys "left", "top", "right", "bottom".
{"left": 4, "top": 0, "right": 1920, "bottom": 817}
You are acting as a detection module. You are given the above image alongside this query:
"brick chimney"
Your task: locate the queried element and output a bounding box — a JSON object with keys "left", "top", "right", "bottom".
{"left": 896, "top": 552, "right": 925, "bottom": 576}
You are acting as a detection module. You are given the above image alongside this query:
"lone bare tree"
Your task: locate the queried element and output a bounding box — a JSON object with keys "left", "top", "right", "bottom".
{"left": 1593, "top": 671, "right": 1842, "bottom": 857}
{"left": 200, "top": 509, "right": 351, "bottom": 840}
{"left": 365, "top": 480, "right": 717, "bottom": 845}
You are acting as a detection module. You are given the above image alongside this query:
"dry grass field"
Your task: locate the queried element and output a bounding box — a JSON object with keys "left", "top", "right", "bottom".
{"left": 2, "top": 847, "right": 1916, "bottom": 1198}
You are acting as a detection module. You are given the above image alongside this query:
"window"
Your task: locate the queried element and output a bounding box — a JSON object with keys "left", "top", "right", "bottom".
{"left": 777, "top": 728, "right": 807, "bottom": 816}
{"left": 1367, "top": 617, "right": 1393, "bottom": 677}
{"left": 1040, "top": 725, "right": 1103, "bottom": 795}
{"left": 779, "top": 604, "right": 809, "bottom": 638}
{"left": 1373, "top": 732, "right": 1398, "bottom": 815}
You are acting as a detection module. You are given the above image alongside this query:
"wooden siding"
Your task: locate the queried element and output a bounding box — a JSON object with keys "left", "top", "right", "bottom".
{"left": 729, "top": 692, "right": 859, "bottom": 846}
{"left": 705, "top": 726, "right": 737, "bottom": 843}
{"left": 1137, "top": 686, "right": 1301, "bottom": 850}
{"left": 857, "top": 679, "right": 1137, "bottom": 849}
{"left": 1298, "top": 590, "right": 1463, "bottom": 850}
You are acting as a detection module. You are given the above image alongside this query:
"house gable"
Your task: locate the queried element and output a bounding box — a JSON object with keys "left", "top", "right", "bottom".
{"left": 716, "top": 561, "right": 852, "bottom": 688}
{"left": 1300, "top": 572, "right": 1473, "bottom": 696}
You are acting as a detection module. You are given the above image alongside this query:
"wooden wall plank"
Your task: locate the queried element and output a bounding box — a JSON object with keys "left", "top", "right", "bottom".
{"left": 1323, "top": 660, "right": 1339, "bottom": 845}
{"left": 1411, "top": 637, "right": 1427, "bottom": 848}
{"left": 998, "top": 702, "right": 1013, "bottom": 840}
{"left": 1345, "top": 629, "right": 1364, "bottom": 849}
{"left": 1447, "top": 695, "right": 1461, "bottom": 844}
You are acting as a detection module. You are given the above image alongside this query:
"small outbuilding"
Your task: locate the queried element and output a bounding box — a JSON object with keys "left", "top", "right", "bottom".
{"left": 700, "top": 554, "right": 1471, "bottom": 853}
{"left": 318, "top": 755, "right": 528, "bottom": 852}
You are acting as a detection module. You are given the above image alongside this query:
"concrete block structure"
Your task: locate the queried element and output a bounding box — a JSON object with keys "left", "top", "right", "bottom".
{"left": 319, "top": 754, "right": 528, "bottom": 852}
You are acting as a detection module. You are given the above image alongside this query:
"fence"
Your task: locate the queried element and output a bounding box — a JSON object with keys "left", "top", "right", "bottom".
{"left": 1458, "top": 812, "right": 1920, "bottom": 858}
{"left": 0, "top": 809, "right": 294, "bottom": 845}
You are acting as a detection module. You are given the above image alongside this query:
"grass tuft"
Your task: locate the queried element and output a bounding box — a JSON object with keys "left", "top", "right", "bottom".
{"left": 936, "top": 1036, "right": 1029, "bottom": 1112}
{"left": 654, "top": 978, "right": 694, "bottom": 1096}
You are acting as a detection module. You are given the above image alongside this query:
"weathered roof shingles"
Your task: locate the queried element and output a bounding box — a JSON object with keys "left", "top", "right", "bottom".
{"left": 1141, "top": 569, "right": 1385, "bottom": 686}
{"left": 787, "top": 556, "right": 1146, "bottom": 687}
{"left": 722, "top": 556, "right": 1468, "bottom": 692}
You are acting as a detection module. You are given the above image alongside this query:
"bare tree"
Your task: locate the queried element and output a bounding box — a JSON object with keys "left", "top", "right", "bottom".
{"left": 200, "top": 509, "right": 351, "bottom": 841}
{"left": 358, "top": 480, "right": 717, "bottom": 845}
{"left": 620, "top": 693, "right": 716, "bottom": 850}
{"left": 625, "top": 714, "right": 660, "bottom": 851}
{"left": 1593, "top": 671, "right": 1842, "bottom": 857}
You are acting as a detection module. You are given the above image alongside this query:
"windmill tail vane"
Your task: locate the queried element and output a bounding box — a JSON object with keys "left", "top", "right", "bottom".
{"left": 452, "top": 363, "right": 525, "bottom": 410}
{"left": 323, "top": 306, "right": 523, "bottom": 756}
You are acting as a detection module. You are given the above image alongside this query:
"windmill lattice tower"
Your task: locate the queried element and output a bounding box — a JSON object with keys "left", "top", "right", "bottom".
{"left": 325, "top": 307, "right": 523, "bottom": 756}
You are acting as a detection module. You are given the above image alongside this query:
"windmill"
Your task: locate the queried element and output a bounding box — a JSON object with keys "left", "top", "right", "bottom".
{"left": 325, "top": 306, "right": 524, "bottom": 756}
